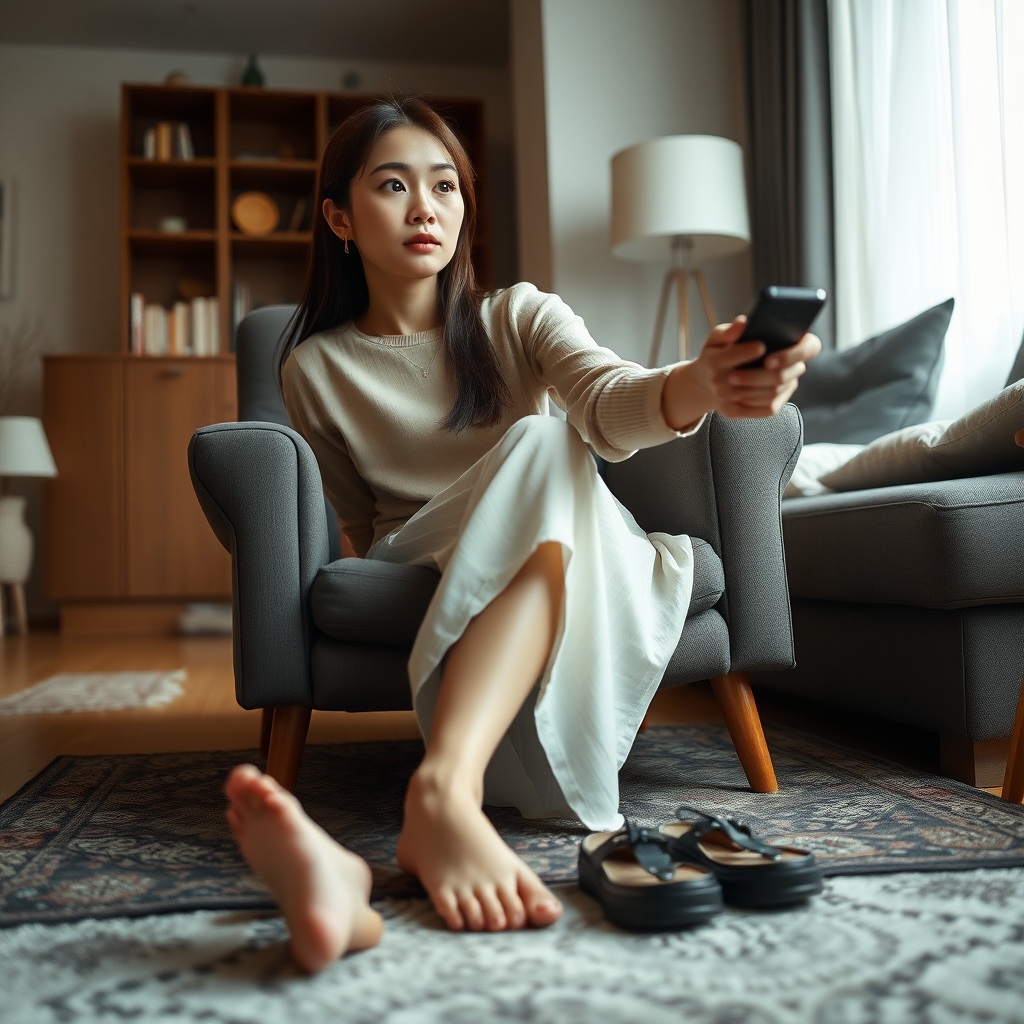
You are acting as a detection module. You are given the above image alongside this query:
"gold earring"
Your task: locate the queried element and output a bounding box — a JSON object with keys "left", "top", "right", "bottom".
{"left": 344, "top": 237, "right": 350, "bottom": 254}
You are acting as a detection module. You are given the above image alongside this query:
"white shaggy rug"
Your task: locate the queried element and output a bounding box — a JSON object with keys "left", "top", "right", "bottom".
{"left": 2, "top": 869, "right": 1023, "bottom": 1023}
{"left": 0, "top": 671, "right": 186, "bottom": 716}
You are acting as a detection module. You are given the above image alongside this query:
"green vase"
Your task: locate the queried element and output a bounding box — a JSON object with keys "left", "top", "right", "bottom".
{"left": 241, "top": 54, "right": 265, "bottom": 88}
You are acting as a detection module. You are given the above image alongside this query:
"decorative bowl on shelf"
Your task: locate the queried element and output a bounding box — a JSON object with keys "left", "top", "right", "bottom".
{"left": 231, "top": 191, "right": 279, "bottom": 236}
{"left": 159, "top": 216, "right": 188, "bottom": 233}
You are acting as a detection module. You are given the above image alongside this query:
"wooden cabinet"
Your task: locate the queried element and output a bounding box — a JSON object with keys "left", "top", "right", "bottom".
{"left": 43, "top": 354, "right": 236, "bottom": 632}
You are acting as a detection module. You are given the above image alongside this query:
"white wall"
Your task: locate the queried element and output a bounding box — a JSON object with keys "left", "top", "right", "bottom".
{"left": 512, "top": 0, "right": 753, "bottom": 366}
{"left": 0, "top": 43, "right": 515, "bottom": 618}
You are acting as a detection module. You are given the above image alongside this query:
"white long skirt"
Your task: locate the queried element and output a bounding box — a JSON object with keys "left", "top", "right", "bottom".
{"left": 368, "top": 415, "right": 694, "bottom": 831}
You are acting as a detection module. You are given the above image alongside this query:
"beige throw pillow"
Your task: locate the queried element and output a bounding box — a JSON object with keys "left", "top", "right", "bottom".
{"left": 784, "top": 443, "right": 865, "bottom": 497}
{"left": 819, "top": 380, "right": 1024, "bottom": 492}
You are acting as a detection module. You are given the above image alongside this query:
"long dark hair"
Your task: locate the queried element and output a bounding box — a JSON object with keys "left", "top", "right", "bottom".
{"left": 276, "top": 97, "right": 509, "bottom": 432}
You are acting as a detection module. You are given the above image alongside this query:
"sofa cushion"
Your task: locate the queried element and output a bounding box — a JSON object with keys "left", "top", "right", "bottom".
{"left": 782, "top": 472, "right": 1024, "bottom": 608}
{"left": 752, "top": 600, "right": 1024, "bottom": 741}
{"left": 819, "top": 381, "right": 1024, "bottom": 492}
{"left": 793, "top": 299, "right": 953, "bottom": 443}
{"left": 311, "top": 537, "right": 726, "bottom": 647}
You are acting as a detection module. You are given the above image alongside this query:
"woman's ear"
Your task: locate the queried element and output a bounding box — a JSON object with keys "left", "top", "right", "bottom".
{"left": 322, "top": 199, "right": 352, "bottom": 242}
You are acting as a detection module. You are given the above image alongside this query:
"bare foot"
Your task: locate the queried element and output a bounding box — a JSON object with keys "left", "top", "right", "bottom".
{"left": 225, "top": 764, "right": 383, "bottom": 972}
{"left": 395, "top": 768, "right": 562, "bottom": 932}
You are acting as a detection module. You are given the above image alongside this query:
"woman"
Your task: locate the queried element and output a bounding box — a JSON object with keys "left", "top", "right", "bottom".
{"left": 225, "top": 97, "right": 819, "bottom": 971}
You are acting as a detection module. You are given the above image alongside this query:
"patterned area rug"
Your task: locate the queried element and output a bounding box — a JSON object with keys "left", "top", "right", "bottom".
{"left": 2, "top": 871, "right": 1023, "bottom": 1023}
{"left": 2, "top": 723, "right": 1024, "bottom": 927}
{"left": 0, "top": 671, "right": 186, "bottom": 716}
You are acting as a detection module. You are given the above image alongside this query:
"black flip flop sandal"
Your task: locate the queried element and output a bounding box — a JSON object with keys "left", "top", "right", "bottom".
{"left": 578, "top": 818, "right": 724, "bottom": 931}
{"left": 661, "top": 805, "right": 823, "bottom": 909}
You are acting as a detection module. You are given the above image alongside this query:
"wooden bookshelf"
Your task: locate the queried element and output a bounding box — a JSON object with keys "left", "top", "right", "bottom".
{"left": 120, "top": 84, "right": 494, "bottom": 354}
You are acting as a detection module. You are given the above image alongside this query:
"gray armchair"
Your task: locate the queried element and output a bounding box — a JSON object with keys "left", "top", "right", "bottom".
{"left": 188, "top": 306, "right": 803, "bottom": 794}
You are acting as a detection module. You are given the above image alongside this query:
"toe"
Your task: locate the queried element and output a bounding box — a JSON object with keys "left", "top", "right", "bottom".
{"left": 529, "top": 897, "right": 562, "bottom": 927}
{"left": 519, "top": 874, "right": 562, "bottom": 928}
{"left": 260, "top": 786, "right": 297, "bottom": 822}
{"left": 497, "top": 882, "right": 526, "bottom": 930}
{"left": 476, "top": 886, "right": 507, "bottom": 932}
{"left": 434, "top": 887, "right": 465, "bottom": 931}
{"left": 225, "top": 763, "right": 260, "bottom": 802}
{"left": 456, "top": 888, "right": 486, "bottom": 931}
{"left": 349, "top": 906, "right": 385, "bottom": 951}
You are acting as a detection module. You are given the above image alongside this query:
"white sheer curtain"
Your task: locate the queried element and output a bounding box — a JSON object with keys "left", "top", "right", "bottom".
{"left": 830, "top": 0, "right": 1024, "bottom": 419}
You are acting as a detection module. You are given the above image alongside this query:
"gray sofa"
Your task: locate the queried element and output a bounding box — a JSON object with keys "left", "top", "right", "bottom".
{"left": 188, "top": 305, "right": 805, "bottom": 794}
{"left": 753, "top": 456, "right": 1024, "bottom": 788}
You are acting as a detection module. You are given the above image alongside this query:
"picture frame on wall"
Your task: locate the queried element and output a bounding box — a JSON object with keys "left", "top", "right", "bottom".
{"left": 0, "top": 178, "right": 12, "bottom": 299}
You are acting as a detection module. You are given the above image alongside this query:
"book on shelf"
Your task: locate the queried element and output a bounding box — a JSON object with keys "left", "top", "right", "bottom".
{"left": 191, "top": 296, "right": 221, "bottom": 356}
{"left": 129, "top": 292, "right": 220, "bottom": 356}
{"left": 175, "top": 123, "right": 194, "bottom": 161}
{"left": 140, "top": 122, "right": 195, "bottom": 161}
{"left": 130, "top": 293, "right": 145, "bottom": 355}
{"left": 144, "top": 302, "right": 168, "bottom": 355}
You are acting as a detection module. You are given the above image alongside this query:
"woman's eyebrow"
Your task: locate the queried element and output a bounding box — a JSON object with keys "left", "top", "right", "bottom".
{"left": 369, "top": 161, "right": 457, "bottom": 174}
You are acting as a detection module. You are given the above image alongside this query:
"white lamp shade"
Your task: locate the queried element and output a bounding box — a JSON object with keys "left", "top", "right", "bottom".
{"left": 611, "top": 135, "right": 750, "bottom": 263}
{"left": 0, "top": 417, "right": 58, "bottom": 477}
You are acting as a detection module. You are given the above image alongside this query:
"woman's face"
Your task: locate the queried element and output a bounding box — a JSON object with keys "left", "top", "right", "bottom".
{"left": 327, "top": 126, "right": 465, "bottom": 280}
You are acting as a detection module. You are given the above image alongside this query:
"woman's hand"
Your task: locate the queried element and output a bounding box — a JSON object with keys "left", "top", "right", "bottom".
{"left": 661, "top": 316, "right": 821, "bottom": 431}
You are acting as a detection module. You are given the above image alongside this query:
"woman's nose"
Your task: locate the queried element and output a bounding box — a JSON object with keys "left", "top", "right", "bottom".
{"left": 410, "top": 188, "right": 436, "bottom": 223}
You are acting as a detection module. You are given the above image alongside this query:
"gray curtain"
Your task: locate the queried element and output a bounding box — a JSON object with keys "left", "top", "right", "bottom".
{"left": 745, "top": 0, "right": 836, "bottom": 349}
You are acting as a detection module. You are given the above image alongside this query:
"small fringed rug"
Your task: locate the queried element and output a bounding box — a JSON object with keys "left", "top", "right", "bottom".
{"left": 0, "top": 671, "right": 186, "bottom": 716}
{"left": 2, "top": 723, "right": 1024, "bottom": 926}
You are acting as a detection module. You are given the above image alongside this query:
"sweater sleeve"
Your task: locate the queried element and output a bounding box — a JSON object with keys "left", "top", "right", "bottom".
{"left": 282, "top": 353, "right": 378, "bottom": 557}
{"left": 507, "top": 283, "right": 704, "bottom": 462}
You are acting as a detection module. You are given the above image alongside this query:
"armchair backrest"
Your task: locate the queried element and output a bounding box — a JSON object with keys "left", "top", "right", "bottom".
{"left": 235, "top": 304, "right": 342, "bottom": 562}
{"left": 236, "top": 305, "right": 298, "bottom": 425}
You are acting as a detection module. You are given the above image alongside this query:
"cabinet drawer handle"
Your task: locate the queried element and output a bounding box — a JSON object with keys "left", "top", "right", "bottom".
{"left": 162, "top": 367, "right": 184, "bottom": 378}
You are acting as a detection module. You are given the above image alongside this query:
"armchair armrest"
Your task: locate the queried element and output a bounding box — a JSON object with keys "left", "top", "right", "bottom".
{"left": 601, "top": 406, "right": 803, "bottom": 672}
{"left": 188, "top": 421, "right": 330, "bottom": 709}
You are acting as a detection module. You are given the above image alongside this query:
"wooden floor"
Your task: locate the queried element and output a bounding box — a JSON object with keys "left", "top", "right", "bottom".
{"left": 0, "top": 631, "right": 419, "bottom": 802}
{"left": 0, "top": 629, "right": 996, "bottom": 804}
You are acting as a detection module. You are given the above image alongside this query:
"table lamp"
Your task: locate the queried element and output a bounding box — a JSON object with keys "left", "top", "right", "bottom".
{"left": 0, "top": 416, "right": 58, "bottom": 636}
{"left": 611, "top": 135, "right": 750, "bottom": 365}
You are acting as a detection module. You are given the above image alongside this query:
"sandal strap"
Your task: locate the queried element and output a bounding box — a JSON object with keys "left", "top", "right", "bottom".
{"left": 671, "top": 805, "right": 783, "bottom": 862}
{"left": 585, "top": 818, "right": 677, "bottom": 881}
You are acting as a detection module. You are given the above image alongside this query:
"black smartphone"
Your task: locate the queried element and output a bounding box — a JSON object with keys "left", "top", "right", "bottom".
{"left": 739, "top": 286, "right": 826, "bottom": 368}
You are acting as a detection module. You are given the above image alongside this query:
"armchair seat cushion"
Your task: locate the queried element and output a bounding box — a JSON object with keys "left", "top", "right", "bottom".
{"left": 310, "top": 537, "right": 726, "bottom": 648}
{"left": 782, "top": 471, "right": 1024, "bottom": 609}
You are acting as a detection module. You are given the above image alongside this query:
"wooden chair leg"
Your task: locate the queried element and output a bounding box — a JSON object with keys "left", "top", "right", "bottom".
{"left": 710, "top": 672, "right": 778, "bottom": 793}
{"left": 265, "top": 705, "right": 311, "bottom": 792}
{"left": 259, "top": 707, "right": 274, "bottom": 759}
{"left": 1002, "top": 674, "right": 1024, "bottom": 804}
{"left": 11, "top": 583, "right": 27, "bottom": 636}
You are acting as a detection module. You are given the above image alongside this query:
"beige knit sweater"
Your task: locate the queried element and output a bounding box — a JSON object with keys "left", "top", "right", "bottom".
{"left": 282, "top": 282, "right": 692, "bottom": 557}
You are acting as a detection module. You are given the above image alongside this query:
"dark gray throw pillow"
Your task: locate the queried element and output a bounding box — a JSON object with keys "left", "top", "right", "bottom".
{"left": 1005, "top": 332, "right": 1024, "bottom": 387}
{"left": 793, "top": 298, "right": 954, "bottom": 443}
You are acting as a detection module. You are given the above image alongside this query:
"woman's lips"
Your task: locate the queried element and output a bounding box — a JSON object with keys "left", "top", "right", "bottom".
{"left": 405, "top": 234, "right": 440, "bottom": 254}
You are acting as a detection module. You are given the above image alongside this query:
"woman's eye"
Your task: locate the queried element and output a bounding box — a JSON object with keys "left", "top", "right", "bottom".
{"left": 382, "top": 179, "right": 406, "bottom": 192}
{"left": 435, "top": 180, "right": 457, "bottom": 194}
